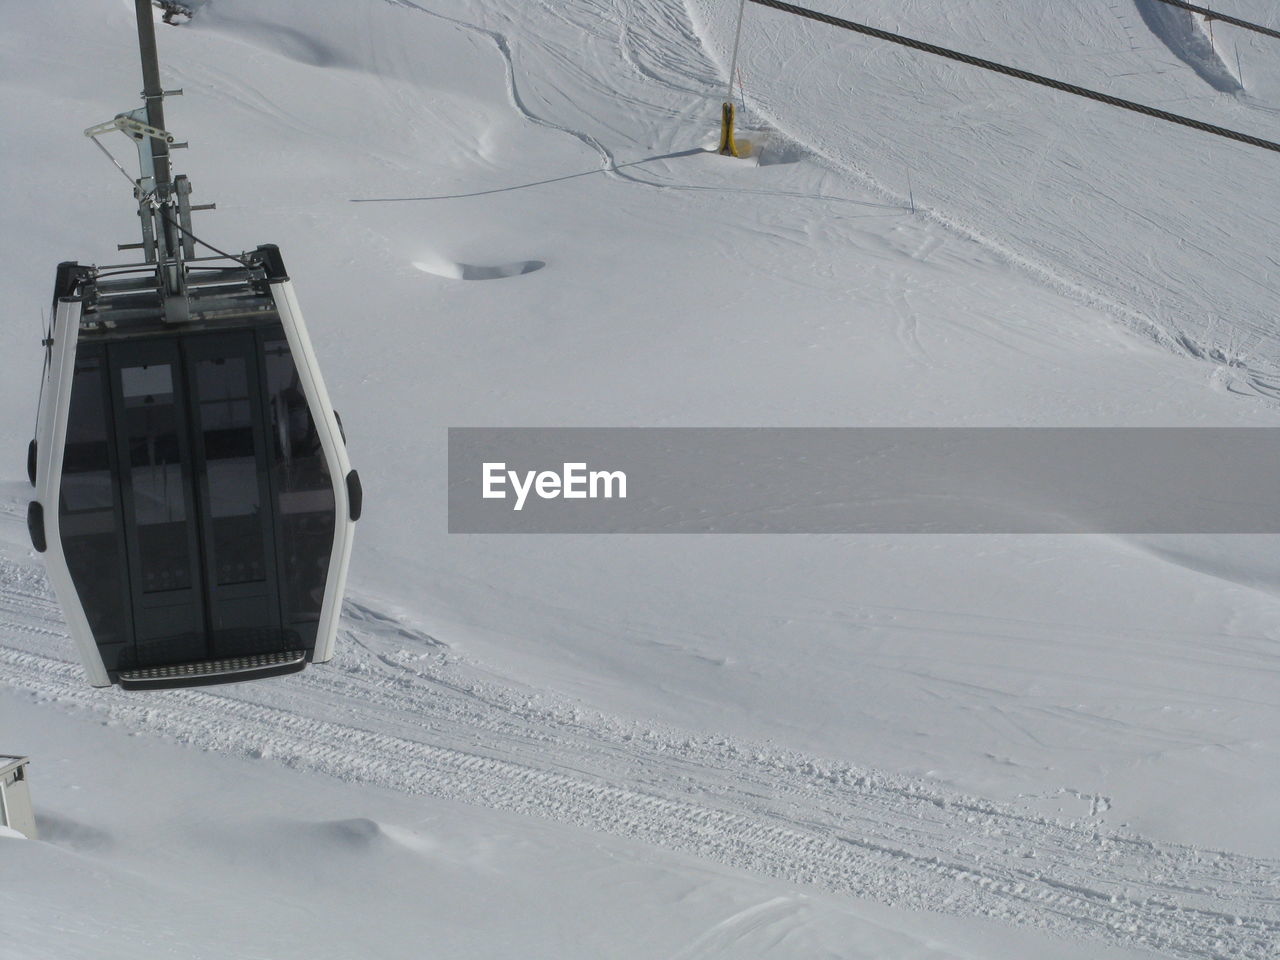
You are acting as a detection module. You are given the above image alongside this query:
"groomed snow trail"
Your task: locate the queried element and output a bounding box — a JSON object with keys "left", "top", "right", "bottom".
{"left": 1, "top": 548, "right": 1275, "bottom": 960}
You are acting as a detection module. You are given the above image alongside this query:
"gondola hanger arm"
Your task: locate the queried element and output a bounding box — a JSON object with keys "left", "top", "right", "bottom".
{"left": 84, "top": 113, "right": 175, "bottom": 144}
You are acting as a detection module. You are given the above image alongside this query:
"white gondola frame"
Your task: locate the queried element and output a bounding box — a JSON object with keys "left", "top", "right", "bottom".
{"left": 35, "top": 296, "right": 110, "bottom": 686}
{"left": 32, "top": 281, "right": 355, "bottom": 685}
{"left": 269, "top": 278, "right": 355, "bottom": 665}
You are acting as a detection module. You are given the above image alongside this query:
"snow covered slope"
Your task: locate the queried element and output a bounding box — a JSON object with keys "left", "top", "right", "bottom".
{"left": 692, "top": 0, "right": 1280, "bottom": 387}
{"left": 2, "top": 1, "right": 1279, "bottom": 957}
{"left": 0, "top": 522, "right": 1266, "bottom": 959}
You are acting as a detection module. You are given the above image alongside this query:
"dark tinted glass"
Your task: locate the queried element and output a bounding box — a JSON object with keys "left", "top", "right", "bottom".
{"left": 264, "top": 339, "right": 334, "bottom": 627}
{"left": 194, "top": 357, "right": 266, "bottom": 587}
{"left": 59, "top": 356, "right": 130, "bottom": 648}
{"left": 120, "top": 363, "right": 192, "bottom": 594}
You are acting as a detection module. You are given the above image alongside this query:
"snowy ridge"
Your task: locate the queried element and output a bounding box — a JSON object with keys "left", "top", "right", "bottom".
{"left": 1, "top": 546, "right": 1276, "bottom": 959}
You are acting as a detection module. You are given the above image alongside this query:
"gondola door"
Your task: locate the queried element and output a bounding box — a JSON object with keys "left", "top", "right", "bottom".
{"left": 109, "top": 339, "right": 207, "bottom": 668}
{"left": 183, "top": 333, "right": 281, "bottom": 659}
{"left": 107, "top": 333, "right": 281, "bottom": 670}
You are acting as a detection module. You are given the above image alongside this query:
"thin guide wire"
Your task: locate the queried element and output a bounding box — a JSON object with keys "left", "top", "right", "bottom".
{"left": 726, "top": 0, "right": 748, "bottom": 101}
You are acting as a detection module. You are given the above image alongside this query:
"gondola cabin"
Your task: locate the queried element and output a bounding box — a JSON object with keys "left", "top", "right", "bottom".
{"left": 27, "top": 2, "right": 359, "bottom": 689}
{"left": 29, "top": 249, "right": 359, "bottom": 689}
{"left": 31, "top": 248, "right": 360, "bottom": 686}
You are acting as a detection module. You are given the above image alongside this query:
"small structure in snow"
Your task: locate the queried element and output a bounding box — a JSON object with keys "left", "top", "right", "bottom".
{"left": 0, "top": 756, "right": 37, "bottom": 840}
{"left": 153, "top": 1, "right": 193, "bottom": 25}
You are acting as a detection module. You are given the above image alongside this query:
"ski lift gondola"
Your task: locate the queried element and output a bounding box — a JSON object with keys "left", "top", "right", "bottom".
{"left": 26, "top": 1, "right": 360, "bottom": 689}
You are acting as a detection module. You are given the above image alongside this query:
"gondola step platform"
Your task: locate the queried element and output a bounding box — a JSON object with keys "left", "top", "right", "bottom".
{"left": 117, "top": 650, "right": 308, "bottom": 690}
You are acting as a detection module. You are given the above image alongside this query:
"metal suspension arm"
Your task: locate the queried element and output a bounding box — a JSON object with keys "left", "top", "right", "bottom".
{"left": 136, "top": 0, "right": 172, "bottom": 193}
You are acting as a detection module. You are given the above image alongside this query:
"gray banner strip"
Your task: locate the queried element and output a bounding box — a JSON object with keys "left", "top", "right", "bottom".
{"left": 448, "top": 428, "right": 1280, "bottom": 533}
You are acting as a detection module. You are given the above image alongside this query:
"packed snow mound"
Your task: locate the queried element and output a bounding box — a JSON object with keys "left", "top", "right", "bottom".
{"left": 1134, "top": 0, "right": 1243, "bottom": 93}
{"left": 194, "top": 7, "right": 351, "bottom": 69}
{"left": 414, "top": 257, "right": 546, "bottom": 280}
{"left": 211, "top": 817, "right": 439, "bottom": 860}
{"left": 32, "top": 812, "right": 113, "bottom": 852}
{"left": 304, "top": 816, "right": 386, "bottom": 846}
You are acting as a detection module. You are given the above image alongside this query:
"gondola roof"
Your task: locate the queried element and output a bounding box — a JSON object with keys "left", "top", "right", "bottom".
{"left": 59, "top": 247, "right": 288, "bottom": 336}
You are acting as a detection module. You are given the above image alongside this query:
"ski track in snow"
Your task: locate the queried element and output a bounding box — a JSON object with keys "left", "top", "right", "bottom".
{"left": 1, "top": 550, "right": 1277, "bottom": 960}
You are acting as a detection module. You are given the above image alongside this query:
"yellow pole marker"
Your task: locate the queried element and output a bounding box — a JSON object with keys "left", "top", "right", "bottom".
{"left": 718, "top": 101, "right": 741, "bottom": 157}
